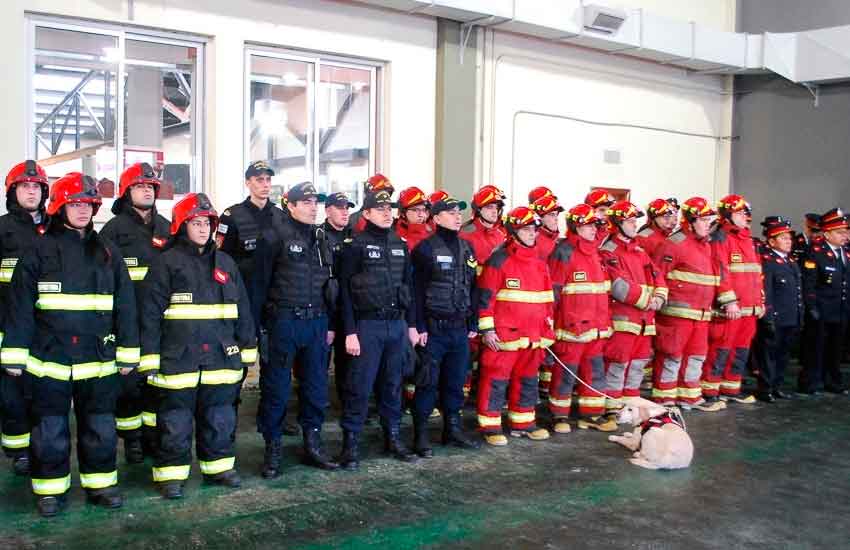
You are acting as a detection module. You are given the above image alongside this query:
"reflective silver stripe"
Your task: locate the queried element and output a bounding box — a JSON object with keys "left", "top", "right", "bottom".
{"left": 152, "top": 464, "right": 191, "bottom": 482}
{"left": 199, "top": 456, "right": 235, "bottom": 475}
{"left": 32, "top": 475, "right": 71, "bottom": 495}
{"left": 138, "top": 354, "right": 160, "bottom": 372}
{"left": 240, "top": 347, "right": 258, "bottom": 364}
{"left": 80, "top": 470, "right": 118, "bottom": 489}
{"left": 1, "top": 432, "right": 30, "bottom": 449}
{"left": 116, "top": 347, "right": 140, "bottom": 364}
{"left": 116, "top": 415, "right": 143, "bottom": 431}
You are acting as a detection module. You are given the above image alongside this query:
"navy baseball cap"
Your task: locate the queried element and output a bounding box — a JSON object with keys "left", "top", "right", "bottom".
{"left": 431, "top": 196, "right": 467, "bottom": 215}
{"left": 286, "top": 182, "right": 326, "bottom": 204}
{"left": 362, "top": 190, "right": 396, "bottom": 209}
{"left": 245, "top": 160, "right": 275, "bottom": 179}
{"left": 326, "top": 192, "right": 355, "bottom": 209}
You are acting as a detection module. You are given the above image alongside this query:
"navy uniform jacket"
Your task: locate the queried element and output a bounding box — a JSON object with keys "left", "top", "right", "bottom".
{"left": 801, "top": 237, "right": 850, "bottom": 323}
{"left": 761, "top": 248, "right": 803, "bottom": 328}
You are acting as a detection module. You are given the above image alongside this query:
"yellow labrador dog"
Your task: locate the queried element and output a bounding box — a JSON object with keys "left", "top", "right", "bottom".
{"left": 608, "top": 397, "right": 693, "bottom": 470}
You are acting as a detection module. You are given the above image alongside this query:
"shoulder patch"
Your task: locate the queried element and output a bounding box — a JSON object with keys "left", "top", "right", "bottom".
{"left": 803, "top": 260, "right": 816, "bottom": 269}
{"left": 668, "top": 231, "right": 686, "bottom": 244}
{"left": 551, "top": 241, "right": 575, "bottom": 263}
{"left": 710, "top": 229, "right": 727, "bottom": 243}
{"left": 600, "top": 239, "right": 617, "bottom": 253}
{"left": 486, "top": 246, "right": 509, "bottom": 269}
{"left": 223, "top": 209, "right": 231, "bottom": 217}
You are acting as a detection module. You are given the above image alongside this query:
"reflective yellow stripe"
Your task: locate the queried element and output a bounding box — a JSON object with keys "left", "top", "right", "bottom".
{"left": 652, "top": 388, "right": 678, "bottom": 399}
{"left": 548, "top": 396, "right": 571, "bottom": 408}
{"left": 128, "top": 267, "right": 149, "bottom": 281}
{"left": 116, "top": 347, "right": 140, "bottom": 364}
{"left": 1, "top": 347, "right": 29, "bottom": 367}
{"left": 634, "top": 285, "right": 652, "bottom": 310}
{"left": 729, "top": 263, "right": 762, "bottom": 273}
{"left": 654, "top": 287, "right": 669, "bottom": 300}
{"left": 163, "top": 304, "right": 239, "bottom": 320}
{"left": 477, "top": 414, "right": 502, "bottom": 427}
{"left": 142, "top": 411, "right": 157, "bottom": 427}
{"left": 26, "top": 358, "right": 72, "bottom": 381}
{"left": 644, "top": 324, "right": 657, "bottom": 336}
{"left": 720, "top": 380, "right": 741, "bottom": 390}
{"left": 80, "top": 470, "right": 118, "bottom": 489}
{"left": 717, "top": 290, "right": 737, "bottom": 305}
{"left": 149, "top": 372, "right": 200, "bottom": 389}
{"left": 612, "top": 319, "right": 642, "bottom": 334}
{"left": 200, "top": 369, "right": 243, "bottom": 385}
{"left": 0, "top": 269, "right": 13, "bottom": 283}
{"left": 139, "top": 354, "right": 160, "bottom": 373}
{"left": 666, "top": 270, "right": 719, "bottom": 287}
{"left": 152, "top": 464, "right": 191, "bottom": 482}
{"left": 0, "top": 332, "right": 3, "bottom": 347}
{"left": 555, "top": 327, "right": 612, "bottom": 343}
{"left": 701, "top": 381, "right": 721, "bottom": 391}
{"left": 71, "top": 362, "right": 118, "bottom": 380}
{"left": 116, "top": 415, "right": 142, "bottom": 431}
{"left": 35, "top": 293, "right": 114, "bottom": 311}
{"left": 32, "top": 475, "right": 71, "bottom": 496}
{"left": 497, "top": 337, "right": 531, "bottom": 351}
{"left": 659, "top": 306, "right": 713, "bottom": 321}
{"left": 562, "top": 281, "right": 611, "bottom": 295}
{"left": 578, "top": 396, "right": 606, "bottom": 408}
{"left": 199, "top": 456, "right": 235, "bottom": 475}
{"left": 495, "top": 289, "right": 554, "bottom": 304}
{"left": 539, "top": 371, "right": 552, "bottom": 382}
{"left": 478, "top": 316, "right": 495, "bottom": 331}
{"left": 508, "top": 410, "right": 535, "bottom": 423}
{"left": 677, "top": 386, "right": 702, "bottom": 398}
{"left": 532, "top": 337, "right": 555, "bottom": 349}
{"left": 1, "top": 432, "right": 30, "bottom": 449}
{"left": 739, "top": 306, "right": 765, "bottom": 317}
{"left": 240, "top": 347, "right": 258, "bottom": 364}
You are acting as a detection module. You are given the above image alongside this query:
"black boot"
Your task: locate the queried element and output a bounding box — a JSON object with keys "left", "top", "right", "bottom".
{"left": 11, "top": 455, "right": 30, "bottom": 476}
{"left": 442, "top": 413, "right": 481, "bottom": 450}
{"left": 384, "top": 426, "right": 419, "bottom": 463}
{"left": 36, "top": 495, "right": 67, "bottom": 517}
{"left": 206, "top": 469, "right": 242, "bottom": 488}
{"left": 302, "top": 428, "right": 339, "bottom": 470}
{"left": 158, "top": 481, "right": 183, "bottom": 500}
{"left": 336, "top": 431, "right": 360, "bottom": 471}
{"left": 413, "top": 420, "right": 433, "bottom": 459}
{"left": 262, "top": 438, "right": 283, "bottom": 479}
{"left": 124, "top": 438, "right": 145, "bottom": 464}
{"left": 86, "top": 486, "right": 123, "bottom": 509}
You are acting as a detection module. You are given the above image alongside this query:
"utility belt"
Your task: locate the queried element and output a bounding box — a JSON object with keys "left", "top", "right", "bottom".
{"left": 275, "top": 306, "right": 327, "bottom": 321}
{"left": 357, "top": 308, "right": 404, "bottom": 321}
{"left": 427, "top": 317, "right": 468, "bottom": 331}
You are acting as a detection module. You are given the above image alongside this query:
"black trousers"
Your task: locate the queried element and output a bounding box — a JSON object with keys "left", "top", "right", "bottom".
{"left": 753, "top": 325, "right": 797, "bottom": 392}
{"left": 152, "top": 374, "right": 239, "bottom": 484}
{"left": 799, "top": 315, "right": 847, "bottom": 392}
{"left": 1, "top": 371, "right": 31, "bottom": 458}
{"left": 28, "top": 372, "right": 120, "bottom": 496}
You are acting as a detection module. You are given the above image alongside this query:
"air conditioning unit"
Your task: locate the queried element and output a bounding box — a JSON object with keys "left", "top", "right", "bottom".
{"left": 583, "top": 4, "right": 628, "bottom": 34}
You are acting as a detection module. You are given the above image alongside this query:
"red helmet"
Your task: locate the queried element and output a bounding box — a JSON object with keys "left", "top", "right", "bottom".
{"left": 46, "top": 172, "right": 102, "bottom": 216}
{"left": 717, "top": 194, "right": 751, "bottom": 219}
{"left": 428, "top": 190, "right": 450, "bottom": 205}
{"left": 170, "top": 193, "right": 219, "bottom": 235}
{"left": 530, "top": 195, "right": 563, "bottom": 216}
{"left": 608, "top": 200, "right": 644, "bottom": 222}
{"left": 647, "top": 198, "right": 678, "bottom": 219}
{"left": 398, "top": 186, "right": 428, "bottom": 210}
{"left": 365, "top": 173, "right": 394, "bottom": 194}
{"left": 681, "top": 196, "right": 716, "bottom": 224}
{"left": 5, "top": 160, "right": 48, "bottom": 193}
{"left": 566, "top": 203, "right": 603, "bottom": 230}
{"left": 119, "top": 162, "right": 160, "bottom": 198}
{"left": 471, "top": 184, "right": 506, "bottom": 211}
{"left": 585, "top": 189, "right": 615, "bottom": 208}
{"left": 504, "top": 206, "right": 540, "bottom": 234}
{"left": 528, "top": 186, "right": 555, "bottom": 204}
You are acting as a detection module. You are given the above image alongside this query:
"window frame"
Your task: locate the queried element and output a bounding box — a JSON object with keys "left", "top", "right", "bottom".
{"left": 25, "top": 14, "right": 207, "bottom": 194}
{"left": 244, "top": 44, "right": 383, "bottom": 201}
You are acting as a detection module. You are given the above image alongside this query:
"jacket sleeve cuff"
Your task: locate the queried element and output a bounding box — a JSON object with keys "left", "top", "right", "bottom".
{"left": 1, "top": 347, "right": 29, "bottom": 369}
{"left": 138, "top": 354, "right": 161, "bottom": 373}
{"left": 717, "top": 290, "right": 738, "bottom": 305}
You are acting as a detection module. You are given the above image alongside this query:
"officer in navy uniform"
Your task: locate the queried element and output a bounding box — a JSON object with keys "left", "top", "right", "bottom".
{"left": 752, "top": 217, "right": 803, "bottom": 402}
{"left": 322, "top": 192, "right": 355, "bottom": 406}
{"left": 336, "top": 190, "right": 420, "bottom": 470}
{"left": 798, "top": 208, "right": 850, "bottom": 395}
{"left": 409, "top": 195, "right": 481, "bottom": 457}
{"left": 792, "top": 213, "right": 821, "bottom": 264}
{"left": 216, "top": 161, "right": 287, "bottom": 429}
{"left": 253, "top": 182, "right": 339, "bottom": 477}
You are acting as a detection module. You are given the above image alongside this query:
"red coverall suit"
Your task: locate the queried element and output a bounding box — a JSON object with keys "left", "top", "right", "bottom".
{"left": 534, "top": 226, "right": 560, "bottom": 261}
{"left": 476, "top": 241, "right": 554, "bottom": 433}
{"left": 599, "top": 236, "right": 668, "bottom": 410}
{"left": 651, "top": 229, "right": 720, "bottom": 405}
{"left": 548, "top": 234, "right": 611, "bottom": 418}
{"left": 703, "top": 223, "right": 764, "bottom": 397}
{"left": 636, "top": 224, "right": 671, "bottom": 258}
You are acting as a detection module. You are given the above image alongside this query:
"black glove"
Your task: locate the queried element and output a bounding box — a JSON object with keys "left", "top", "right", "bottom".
{"left": 413, "top": 346, "right": 436, "bottom": 389}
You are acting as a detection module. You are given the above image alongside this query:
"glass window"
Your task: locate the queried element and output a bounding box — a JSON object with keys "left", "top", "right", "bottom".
{"left": 30, "top": 20, "right": 205, "bottom": 209}
{"left": 247, "top": 50, "right": 378, "bottom": 205}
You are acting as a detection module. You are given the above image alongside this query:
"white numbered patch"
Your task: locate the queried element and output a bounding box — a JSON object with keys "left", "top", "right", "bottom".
{"left": 391, "top": 248, "right": 405, "bottom": 256}
{"left": 436, "top": 255, "right": 453, "bottom": 263}
{"left": 124, "top": 257, "right": 139, "bottom": 267}
{"left": 38, "top": 282, "right": 61, "bottom": 293}
{"left": 170, "top": 293, "right": 193, "bottom": 304}
{"left": 225, "top": 345, "right": 240, "bottom": 356}
{"left": 289, "top": 244, "right": 304, "bottom": 253}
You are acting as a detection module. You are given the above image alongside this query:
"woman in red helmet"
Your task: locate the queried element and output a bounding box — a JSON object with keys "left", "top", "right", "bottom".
{"left": 0, "top": 172, "right": 140, "bottom": 517}
{"left": 140, "top": 193, "right": 256, "bottom": 500}
{"left": 0, "top": 160, "right": 49, "bottom": 477}
{"left": 394, "top": 186, "right": 433, "bottom": 252}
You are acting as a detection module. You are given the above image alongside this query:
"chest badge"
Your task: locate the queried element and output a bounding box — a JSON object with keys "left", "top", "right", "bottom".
{"left": 152, "top": 237, "right": 167, "bottom": 248}
{"left": 368, "top": 250, "right": 381, "bottom": 259}
{"left": 506, "top": 278, "right": 521, "bottom": 289}
{"left": 573, "top": 271, "right": 587, "bottom": 282}
{"left": 466, "top": 257, "right": 478, "bottom": 269}
{"left": 730, "top": 253, "right": 743, "bottom": 263}
{"left": 214, "top": 268, "right": 229, "bottom": 285}
{"left": 289, "top": 244, "right": 304, "bottom": 253}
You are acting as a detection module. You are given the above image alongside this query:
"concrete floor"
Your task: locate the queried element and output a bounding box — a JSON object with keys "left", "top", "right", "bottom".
{"left": 2, "top": 366, "right": 849, "bottom": 550}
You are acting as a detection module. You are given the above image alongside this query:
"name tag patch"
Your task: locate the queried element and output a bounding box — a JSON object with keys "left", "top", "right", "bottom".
{"left": 38, "top": 282, "right": 61, "bottom": 293}
{"left": 391, "top": 248, "right": 405, "bottom": 257}
{"left": 506, "top": 278, "right": 521, "bottom": 289}
{"left": 124, "top": 257, "right": 139, "bottom": 267}
{"left": 217, "top": 223, "right": 229, "bottom": 235}
{"left": 573, "top": 272, "right": 587, "bottom": 282}
{"left": 170, "top": 293, "right": 193, "bottom": 304}
{"left": 731, "top": 253, "right": 743, "bottom": 263}
{"left": 436, "top": 256, "right": 453, "bottom": 263}
{"left": 1, "top": 258, "right": 17, "bottom": 268}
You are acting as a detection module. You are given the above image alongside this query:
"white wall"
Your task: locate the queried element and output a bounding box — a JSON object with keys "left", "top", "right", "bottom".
{"left": 612, "top": 0, "right": 736, "bottom": 31}
{"left": 0, "top": 0, "right": 437, "bottom": 212}
{"left": 480, "top": 30, "right": 734, "bottom": 212}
